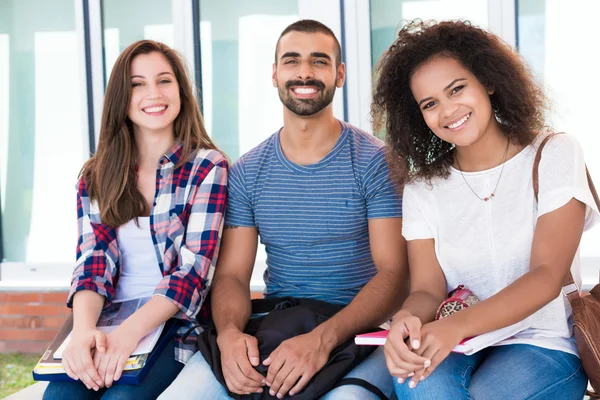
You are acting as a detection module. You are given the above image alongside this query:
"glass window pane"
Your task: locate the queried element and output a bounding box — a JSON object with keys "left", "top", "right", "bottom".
{"left": 517, "top": 0, "right": 600, "bottom": 263}
{"left": 102, "top": 0, "right": 176, "bottom": 84}
{"left": 0, "top": 0, "right": 86, "bottom": 262}
{"left": 199, "top": 0, "right": 300, "bottom": 161}
{"left": 370, "top": 0, "right": 489, "bottom": 67}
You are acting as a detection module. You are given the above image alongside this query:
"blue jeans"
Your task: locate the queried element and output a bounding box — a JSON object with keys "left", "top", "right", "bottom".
{"left": 159, "top": 346, "right": 393, "bottom": 399}
{"left": 393, "top": 344, "right": 588, "bottom": 400}
{"left": 43, "top": 340, "right": 183, "bottom": 400}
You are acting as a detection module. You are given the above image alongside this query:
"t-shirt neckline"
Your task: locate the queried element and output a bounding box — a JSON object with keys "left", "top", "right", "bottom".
{"left": 449, "top": 142, "right": 533, "bottom": 177}
{"left": 275, "top": 120, "right": 349, "bottom": 173}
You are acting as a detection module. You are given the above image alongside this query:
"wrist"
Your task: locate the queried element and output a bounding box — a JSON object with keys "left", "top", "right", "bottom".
{"left": 216, "top": 327, "right": 244, "bottom": 347}
{"left": 311, "top": 324, "right": 339, "bottom": 353}
{"left": 393, "top": 308, "right": 414, "bottom": 322}
{"left": 117, "top": 319, "right": 146, "bottom": 342}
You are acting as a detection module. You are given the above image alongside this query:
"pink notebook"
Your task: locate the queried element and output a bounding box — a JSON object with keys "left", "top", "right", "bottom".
{"left": 354, "top": 322, "right": 527, "bottom": 355}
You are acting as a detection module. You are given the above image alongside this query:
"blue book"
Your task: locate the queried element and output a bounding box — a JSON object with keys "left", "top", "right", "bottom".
{"left": 32, "top": 312, "right": 179, "bottom": 385}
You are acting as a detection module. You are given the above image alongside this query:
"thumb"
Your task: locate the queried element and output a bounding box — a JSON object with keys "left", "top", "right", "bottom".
{"left": 245, "top": 336, "right": 260, "bottom": 366}
{"left": 94, "top": 331, "right": 106, "bottom": 353}
{"left": 406, "top": 318, "right": 422, "bottom": 350}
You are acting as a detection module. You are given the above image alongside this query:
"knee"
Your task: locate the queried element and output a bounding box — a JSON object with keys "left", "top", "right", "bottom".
{"left": 323, "top": 385, "right": 380, "bottom": 400}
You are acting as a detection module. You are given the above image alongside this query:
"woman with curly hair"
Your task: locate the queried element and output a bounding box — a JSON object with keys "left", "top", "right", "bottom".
{"left": 373, "top": 20, "right": 597, "bottom": 399}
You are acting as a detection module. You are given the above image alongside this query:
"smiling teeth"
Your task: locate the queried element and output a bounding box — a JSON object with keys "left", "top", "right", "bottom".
{"left": 447, "top": 114, "right": 470, "bottom": 129}
{"left": 144, "top": 106, "right": 166, "bottom": 113}
{"left": 294, "top": 87, "right": 317, "bottom": 94}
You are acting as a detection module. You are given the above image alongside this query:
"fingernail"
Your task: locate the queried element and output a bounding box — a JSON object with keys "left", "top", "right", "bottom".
{"left": 266, "top": 381, "right": 271, "bottom": 387}
{"left": 409, "top": 380, "right": 416, "bottom": 389}
{"left": 397, "top": 378, "right": 404, "bottom": 384}
{"left": 257, "top": 388, "right": 263, "bottom": 393}
{"left": 420, "top": 375, "right": 425, "bottom": 381}
{"left": 277, "top": 394, "right": 283, "bottom": 399}
{"left": 424, "top": 359, "right": 431, "bottom": 367}
{"left": 270, "top": 390, "right": 276, "bottom": 396}
{"left": 412, "top": 340, "right": 420, "bottom": 348}
{"left": 408, "top": 372, "right": 414, "bottom": 377}
{"left": 261, "top": 379, "right": 267, "bottom": 386}
{"left": 290, "top": 391, "right": 296, "bottom": 396}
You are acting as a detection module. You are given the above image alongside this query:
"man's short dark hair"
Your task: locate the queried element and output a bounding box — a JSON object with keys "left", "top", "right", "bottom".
{"left": 275, "top": 19, "right": 342, "bottom": 66}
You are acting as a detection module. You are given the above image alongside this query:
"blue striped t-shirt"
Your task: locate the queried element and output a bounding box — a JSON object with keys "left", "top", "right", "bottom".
{"left": 226, "top": 121, "right": 402, "bottom": 305}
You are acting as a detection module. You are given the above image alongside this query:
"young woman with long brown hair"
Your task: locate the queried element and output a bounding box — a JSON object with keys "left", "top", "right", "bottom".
{"left": 43, "top": 40, "right": 228, "bottom": 399}
{"left": 373, "top": 20, "right": 598, "bottom": 399}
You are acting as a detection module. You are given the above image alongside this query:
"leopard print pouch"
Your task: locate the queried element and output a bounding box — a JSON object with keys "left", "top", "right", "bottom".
{"left": 435, "top": 285, "right": 479, "bottom": 320}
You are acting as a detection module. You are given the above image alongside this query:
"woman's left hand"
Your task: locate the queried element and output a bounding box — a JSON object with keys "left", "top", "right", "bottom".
{"left": 405, "top": 318, "right": 465, "bottom": 389}
{"left": 93, "top": 326, "right": 140, "bottom": 388}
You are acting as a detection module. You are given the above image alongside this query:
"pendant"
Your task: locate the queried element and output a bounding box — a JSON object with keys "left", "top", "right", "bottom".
{"left": 483, "top": 193, "right": 495, "bottom": 202}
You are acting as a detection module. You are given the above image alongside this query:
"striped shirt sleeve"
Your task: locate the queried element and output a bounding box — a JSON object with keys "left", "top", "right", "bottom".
{"left": 363, "top": 147, "right": 403, "bottom": 219}
{"left": 224, "top": 157, "right": 256, "bottom": 227}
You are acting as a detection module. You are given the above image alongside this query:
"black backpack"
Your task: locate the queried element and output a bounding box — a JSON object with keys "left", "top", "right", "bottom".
{"left": 197, "top": 297, "right": 388, "bottom": 400}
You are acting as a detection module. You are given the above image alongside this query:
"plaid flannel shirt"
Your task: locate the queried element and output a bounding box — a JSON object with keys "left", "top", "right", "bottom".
{"left": 68, "top": 143, "right": 228, "bottom": 363}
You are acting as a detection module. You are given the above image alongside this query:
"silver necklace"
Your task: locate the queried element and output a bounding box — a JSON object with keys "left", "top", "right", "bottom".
{"left": 455, "top": 140, "right": 510, "bottom": 202}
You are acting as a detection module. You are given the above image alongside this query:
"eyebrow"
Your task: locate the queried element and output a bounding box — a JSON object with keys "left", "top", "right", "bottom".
{"left": 417, "top": 78, "right": 467, "bottom": 106}
{"left": 280, "top": 51, "right": 332, "bottom": 61}
{"left": 131, "top": 72, "right": 174, "bottom": 79}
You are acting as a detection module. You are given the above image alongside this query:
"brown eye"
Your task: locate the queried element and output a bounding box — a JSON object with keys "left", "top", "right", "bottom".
{"left": 451, "top": 85, "right": 465, "bottom": 95}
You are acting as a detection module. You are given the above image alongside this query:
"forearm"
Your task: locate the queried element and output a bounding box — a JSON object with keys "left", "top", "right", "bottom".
{"left": 72, "top": 290, "right": 105, "bottom": 333}
{"left": 118, "top": 296, "right": 179, "bottom": 342}
{"left": 212, "top": 275, "right": 252, "bottom": 334}
{"left": 395, "top": 291, "right": 443, "bottom": 325}
{"left": 452, "top": 266, "right": 562, "bottom": 339}
{"left": 314, "top": 268, "right": 406, "bottom": 350}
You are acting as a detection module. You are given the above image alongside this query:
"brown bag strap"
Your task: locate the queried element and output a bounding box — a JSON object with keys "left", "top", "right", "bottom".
{"left": 532, "top": 132, "right": 600, "bottom": 303}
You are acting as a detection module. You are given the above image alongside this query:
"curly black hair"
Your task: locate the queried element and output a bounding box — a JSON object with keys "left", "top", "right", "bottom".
{"left": 372, "top": 20, "right": 547, "bottom": 187}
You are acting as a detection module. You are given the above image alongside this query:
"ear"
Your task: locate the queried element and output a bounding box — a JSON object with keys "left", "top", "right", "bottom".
{"left": 272, "top": 63, "right": 277, "bottom": 88}
{"left": 336, "top": 62, "right": 346, "bottom": 88}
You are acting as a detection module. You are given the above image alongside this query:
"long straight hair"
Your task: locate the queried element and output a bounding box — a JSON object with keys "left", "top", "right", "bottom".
{"left": 82, "top": 40, "right": 218, "bottom": 228}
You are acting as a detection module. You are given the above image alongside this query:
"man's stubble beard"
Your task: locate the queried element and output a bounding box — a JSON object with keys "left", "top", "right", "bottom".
{"left": 277, "top": 80, "right": 336, "bottom": 117}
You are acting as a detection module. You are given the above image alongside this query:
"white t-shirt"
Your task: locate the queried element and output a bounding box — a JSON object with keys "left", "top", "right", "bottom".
{"left": 113, "top": 217, "right": 163, "bottom": 303}
{"left": 402, "top": 133, "right": 600, "bottom": 356}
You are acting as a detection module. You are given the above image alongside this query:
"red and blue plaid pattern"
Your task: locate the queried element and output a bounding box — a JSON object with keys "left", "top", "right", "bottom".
{"left": 68, "top": 143, "right": 228, "bottom": 363}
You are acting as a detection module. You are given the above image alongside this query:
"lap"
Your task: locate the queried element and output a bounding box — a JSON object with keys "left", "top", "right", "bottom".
{"left": 392, "top": 344, "right": 588, "bottom": 400}
{"left": 470, "top": 344, "right": 587, "bottom": 400}
{"left": 322, "top": 347, "right": 394, "bottom": 400}
{"left": 393, "top": 350, "right": 483, "bottom": 400}
{"left": 43, "top": 340, "right": 183, "bottom": 400}
{"left": 158, "top": 351, "right": 232, "bottom": 400}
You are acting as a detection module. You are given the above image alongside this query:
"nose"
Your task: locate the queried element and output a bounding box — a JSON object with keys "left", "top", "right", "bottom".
{"left": 146, "top": 82, "right": 162, "bottom": 99}
{"left": 296, "top": 61, "right": 315, "bottom": 81}
{"left": 440, "top": 99, "right": 459, "bottom": 118}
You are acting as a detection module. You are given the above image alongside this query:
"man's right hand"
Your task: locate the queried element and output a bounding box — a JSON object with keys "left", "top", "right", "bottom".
{"left": 61, "top": 328, "right": 106, "bottom": 391}
{"left": 217, "top": 329, "right": 266, "bottom": 395}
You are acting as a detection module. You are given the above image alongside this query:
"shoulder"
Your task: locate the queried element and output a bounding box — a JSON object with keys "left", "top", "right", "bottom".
{"left": 192, "top": 148, "right": 228, "bottom": 169}
{"left": 533, "top": 132, "right": 585, "bottom": 178}
{"left": 341, "top": 122, "right": 387, "bottom": 167}
{"left": 230, "top": 132, "right": 278, "bottom": 177}
{"left": 535, "top": 131, "right": 582, "bottom": 160}
{"left": 343, "top": 122, "right": 385, "bottom": 152}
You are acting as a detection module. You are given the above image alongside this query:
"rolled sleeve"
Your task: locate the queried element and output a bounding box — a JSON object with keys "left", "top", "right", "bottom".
{"left": 67, "top": 178, "right": 118, "bottom": 308}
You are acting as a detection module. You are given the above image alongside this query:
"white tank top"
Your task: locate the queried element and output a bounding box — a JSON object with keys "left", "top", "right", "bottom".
{"left": 113, "top": 217, "right": 163, "bottom": 302}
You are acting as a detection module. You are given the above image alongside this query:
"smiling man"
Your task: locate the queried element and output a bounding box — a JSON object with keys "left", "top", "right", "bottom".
{"left": 159, "top": 20, "right": 407, "bottom": 400}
